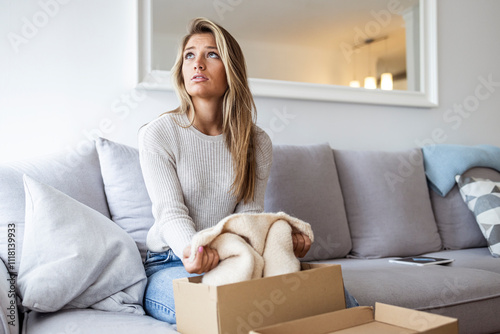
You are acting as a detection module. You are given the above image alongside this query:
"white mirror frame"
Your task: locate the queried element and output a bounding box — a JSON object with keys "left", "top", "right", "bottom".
{"left": 138, "top": 0, "right": 437, "bottom": 108}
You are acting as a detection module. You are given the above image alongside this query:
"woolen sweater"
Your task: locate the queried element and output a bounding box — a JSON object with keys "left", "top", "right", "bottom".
{"left": 138, "top": 112, "right": 273, "bottom": 257}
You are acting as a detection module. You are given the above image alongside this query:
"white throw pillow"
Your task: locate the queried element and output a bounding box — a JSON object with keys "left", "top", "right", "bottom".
{"left": 17, "top": 175, "right": 146, "bottom": 314}
{"left": 95, "top": 137, "right": 154, "bottom": 262}
{"left": 0, "top": 146, "right": 110, "bottom": 274}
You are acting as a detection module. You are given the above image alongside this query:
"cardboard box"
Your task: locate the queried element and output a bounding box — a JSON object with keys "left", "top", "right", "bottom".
{"left": 173, "top": 263, "right": 346, "bottom": 334}
{"left": 250, "top": 302, "right": 458, "bottom": 334}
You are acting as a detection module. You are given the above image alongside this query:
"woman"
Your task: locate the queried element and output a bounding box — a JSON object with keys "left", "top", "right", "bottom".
{"left": 139, "top": 17, "right": 351, "bottom": 324}
{"left": 138, "top": 17, "right": 311, "bottom": 323}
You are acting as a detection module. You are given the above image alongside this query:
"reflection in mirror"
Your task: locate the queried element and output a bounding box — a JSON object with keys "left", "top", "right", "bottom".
{"left": 139, "top": 0, "right": 437, "bottom": 107}
{"left": 151, "top": 0, "right": 418, "bottom": 91}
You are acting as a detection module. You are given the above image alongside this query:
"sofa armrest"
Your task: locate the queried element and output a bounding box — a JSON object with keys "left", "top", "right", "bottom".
{"left": 0, "top": 260, "right": 18, "bottom": 334}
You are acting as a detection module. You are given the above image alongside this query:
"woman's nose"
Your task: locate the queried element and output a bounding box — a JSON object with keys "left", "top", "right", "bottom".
{"left": 194, "top": 58, "right": 205, "bottom": 70}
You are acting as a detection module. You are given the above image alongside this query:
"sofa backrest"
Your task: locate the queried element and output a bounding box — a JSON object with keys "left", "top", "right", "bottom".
{"left": 333, "top": 148, "right": 443, "bottom": 258}
{"left": 265, "top": 145, "right": 444, "bottom": 260}
{"left": 2, "top": 139, "right": 493, "bottom": 272}
{"left": 264, "top": 143, "right": 352, "bottom": 262}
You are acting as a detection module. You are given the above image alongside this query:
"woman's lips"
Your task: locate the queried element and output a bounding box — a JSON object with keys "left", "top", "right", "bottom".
{"left": 191, "top": 74, "right": 208, "bottom": 82}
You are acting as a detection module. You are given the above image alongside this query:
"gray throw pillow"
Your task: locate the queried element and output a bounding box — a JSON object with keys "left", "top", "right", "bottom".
{"left": 264, "top": 143, "right": 351, "bottom": 261}
{"left": 95, "top": 137, "right": 154, "bottom": 261}
{"left": 334, "top": 148, "right": 442, "bottom": 258}
{"left": 0, "top": 147, "right": 109, "bottom": 274}
{"left": 456, "top": 175, "right": 500, "bottom": 257}
{"left": 17, "top": 175, "right": 146, "bottom": 314}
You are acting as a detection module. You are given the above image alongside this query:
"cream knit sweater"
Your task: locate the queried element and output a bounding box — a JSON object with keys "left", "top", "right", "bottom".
{"left": 138, "top": 112, "right": 273, "bottom": 258}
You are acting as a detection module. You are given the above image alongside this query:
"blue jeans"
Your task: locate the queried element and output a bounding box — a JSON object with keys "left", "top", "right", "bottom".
{"left": 143, "top": 249, "right": 199, "bottom": 324}
{"left": 144, "top": 249, "right": 359, "bottom": 324}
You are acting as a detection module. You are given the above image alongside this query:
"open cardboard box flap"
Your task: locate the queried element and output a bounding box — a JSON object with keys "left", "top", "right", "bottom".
{"left": 250, "top": 303, "right": 458, "bottom": 334}
{"left": 174, "top": 263, "right": 346, "bottom": 334}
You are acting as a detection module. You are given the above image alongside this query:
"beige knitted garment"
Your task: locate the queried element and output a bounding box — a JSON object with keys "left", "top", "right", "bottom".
{"left": 138, "top": 112, "right": 273, "bottom": 258}
{"left": 188, "top": 212, "right": 314, "bottom": 286}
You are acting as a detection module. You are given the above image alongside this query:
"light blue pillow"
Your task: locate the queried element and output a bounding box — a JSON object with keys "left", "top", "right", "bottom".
{"left": 422, "top": 144, "right": 500, "bottom": 197}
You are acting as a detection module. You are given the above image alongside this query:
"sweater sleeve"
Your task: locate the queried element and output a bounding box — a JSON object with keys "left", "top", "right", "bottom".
{"left": 235, "top": 129, "right": 273, "bottom": 214}
{"left": 139, "top": 146, "right": 196, "bottom": 258}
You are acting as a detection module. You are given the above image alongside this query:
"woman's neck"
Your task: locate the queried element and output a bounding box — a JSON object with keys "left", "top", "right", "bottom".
{"left": 189, "top": 98, "right": 223, "bottom": 136}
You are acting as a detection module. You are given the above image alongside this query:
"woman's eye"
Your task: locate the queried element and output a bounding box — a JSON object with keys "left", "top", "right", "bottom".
{"left": 184, "top": 52, "right": 194, "bottom": 60}
{"left": 208, "top": 52, "right": 220, "bottom": 59}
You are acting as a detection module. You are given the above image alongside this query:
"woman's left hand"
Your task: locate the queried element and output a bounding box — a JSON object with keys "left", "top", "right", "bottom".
{"left": 292, "top": 233, "right": 311, "bottom": 258}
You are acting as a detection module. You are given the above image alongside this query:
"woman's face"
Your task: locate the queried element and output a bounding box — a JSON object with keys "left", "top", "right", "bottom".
{"left": 182, "top": 33, "right": 228, "bottom": 102}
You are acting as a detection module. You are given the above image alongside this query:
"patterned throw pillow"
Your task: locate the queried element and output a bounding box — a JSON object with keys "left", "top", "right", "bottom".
{"left": 456, "top": 175, "right": 500, "bottom": 257}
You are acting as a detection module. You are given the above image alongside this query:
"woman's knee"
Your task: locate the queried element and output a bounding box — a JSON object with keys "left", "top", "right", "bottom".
{"left": 144, "top": 269, "right": 178, "bottom": 323}
{"left": 144, "top": 293, "right": 177, "bottom": 324}
{"left": 144, "top": 265, "right": 200, "bottom": 323}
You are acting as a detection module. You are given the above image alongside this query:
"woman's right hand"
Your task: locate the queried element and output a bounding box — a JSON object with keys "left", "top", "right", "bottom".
{"left": 182, "top": 245, "right": 220, "bottom": 274}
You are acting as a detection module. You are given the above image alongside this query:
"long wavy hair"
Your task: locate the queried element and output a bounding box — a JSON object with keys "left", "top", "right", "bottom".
{"left": 170, "top": 17, "right": 257, "bottom": 203}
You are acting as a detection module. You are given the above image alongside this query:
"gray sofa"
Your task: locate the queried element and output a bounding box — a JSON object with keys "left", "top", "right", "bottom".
{"left": 1, "top": 138, "right": 499, "bottom": 334}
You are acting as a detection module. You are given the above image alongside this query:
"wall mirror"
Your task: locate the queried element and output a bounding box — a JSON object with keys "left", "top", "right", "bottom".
{"left": 138, "top": 0, "right": 437, "bottom": 107}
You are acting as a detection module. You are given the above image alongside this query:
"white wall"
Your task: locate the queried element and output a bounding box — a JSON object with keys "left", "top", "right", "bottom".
{"left": 1, "top": 0, "right": 500, "bottom": 163}
{"left": 0, "top": 0, "right": 138, "bottom": 162}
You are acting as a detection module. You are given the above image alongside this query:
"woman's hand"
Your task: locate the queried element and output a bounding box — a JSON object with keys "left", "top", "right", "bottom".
{"left": 292, "top": 233, "right": 311, "bottom": 258}
{"left": 182, "top": 245, "right": 220, "bottom": 274}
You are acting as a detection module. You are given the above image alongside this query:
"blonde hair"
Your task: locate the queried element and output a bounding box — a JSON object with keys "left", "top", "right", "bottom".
{"left": 171, "top": 18, "right": 257, "bottom": 203}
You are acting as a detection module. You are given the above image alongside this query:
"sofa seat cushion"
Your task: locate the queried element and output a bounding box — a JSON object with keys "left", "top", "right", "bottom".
{"left": 22, "top": 309, "right": 179, "bottom": 334}
{"left": 423, "top": 248, "right": 500, "bottom": 274}
{"left": 334, "top": 148, "right": 442, "bottom": 258}
{"left": 313, "top": 256, "right": 405, "bottom": 270}
{"left": 320, "top": 248, "right": 500, "bottom": 274}
{"left": 337, "top": 264, "right": 500, "bottom": 334}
